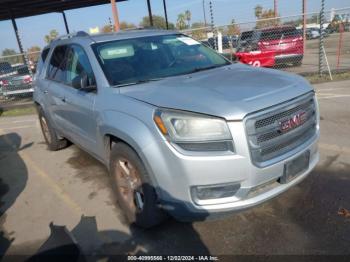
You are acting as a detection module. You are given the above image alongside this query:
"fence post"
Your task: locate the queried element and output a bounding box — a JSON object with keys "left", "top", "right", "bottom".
{"left": 10, "top": 16, "right": 33, "bottom": 77}
{"left": 318, "top": 0, "right": 325, "bottom": 76}
{"left": 218, "top": 31, "right": 223, "bottom": 53}
{"left": 209, "top": 1, "right": 217, "bottom": 50}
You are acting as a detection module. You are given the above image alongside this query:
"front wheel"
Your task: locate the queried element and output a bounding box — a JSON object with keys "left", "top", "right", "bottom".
{"left": 110, "top": 142, "right": 166, "bottom": 228}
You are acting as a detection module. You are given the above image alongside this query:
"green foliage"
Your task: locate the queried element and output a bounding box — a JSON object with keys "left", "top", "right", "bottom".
{"left": 101, "top": 25, "right": 113, "bottom": 33}
{"left": 190, "top": 22, "right": 207, "bottom": 40}
{"left": 176, "top": 10, "right": 192, "bottom": 30}
{"left": 177, "top": 13, "right": 187, "bottom": 30}
{"left": 254, "top": 5, "right": 280, "bottom": 29}
{"left": 27, "top": 46, "right": 41, "bottom": 63}
{"left": 185, "top": 10, "right": 192, "bottom": 28}
{"left": 1, "top": 48, "right": 22, "bottom": 65}
{"left": 44, "top": 29, "right": 59, "bottom": 44}
{"left": 255, "top": 5, "right": 263, "bottom": 19}
{"left": 140, "top": 15, "right": 175, "bottom": 29}
{"left": 120, "top": 21, "right": 137, "bottom": 30}
{"left": 226, "top": 19, "right": 240, "bottom": 35}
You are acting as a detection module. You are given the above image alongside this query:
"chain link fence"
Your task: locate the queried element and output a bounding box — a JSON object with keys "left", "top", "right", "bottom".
{"left": 184, "top": 8, "right": 350, "bottom": 77}
{"left": 0, "top": 7, "right": 349, "bottom": 108}
{"left": 0, "top": 51, "right": 38, "bottom": 107}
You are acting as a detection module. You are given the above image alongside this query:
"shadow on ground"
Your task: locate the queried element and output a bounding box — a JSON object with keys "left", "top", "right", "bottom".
{"left": 61, "top": 146, "right": 350, "bottom": 256}
{"left": 193, "top": 154, "right": 350, "bottom": 255}
{"left": 28, "top": 187, "right": 210, "bottom": 261}
{"left": 0, "top": 133, "right": 31, "bottom": 258}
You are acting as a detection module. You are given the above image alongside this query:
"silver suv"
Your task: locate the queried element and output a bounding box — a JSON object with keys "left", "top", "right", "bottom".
{"left": 34, "top": 30, "right": 319, "bottom": 228}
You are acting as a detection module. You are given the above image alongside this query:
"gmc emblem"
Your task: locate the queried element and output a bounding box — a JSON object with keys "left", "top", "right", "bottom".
{"left": 279, "top": 111, "right": 307, "bottom": 132}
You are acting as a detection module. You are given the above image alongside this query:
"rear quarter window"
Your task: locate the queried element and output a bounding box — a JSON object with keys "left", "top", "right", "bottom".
{"left": 47, "top": 45, "right": 68, "bottom": 82}
{"left": 35, "top": 48, "right": 50, "bottom": 76}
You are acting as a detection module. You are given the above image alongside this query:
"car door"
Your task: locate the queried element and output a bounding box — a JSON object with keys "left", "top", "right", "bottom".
{"left": 44, "top": 45, "right": 73, "bottom": 134}
{"left": 63, "top": 44, "right": 98, "bottom": 154}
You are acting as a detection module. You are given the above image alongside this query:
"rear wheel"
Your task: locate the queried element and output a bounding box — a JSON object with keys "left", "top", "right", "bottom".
{"left": 110, "top": 142, "right": 166, "bottom": 228}
{"left": 38, "top": 107, "right": 68, "bottom": 151}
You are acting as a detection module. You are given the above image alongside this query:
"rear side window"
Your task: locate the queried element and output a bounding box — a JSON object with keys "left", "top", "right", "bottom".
{"left": 35, "top": 48, "right": 50, "bottom": 75}
{"left": 260, "top": 28, "right": 300, "bottom": 40}
{"left": 41, "top": 48, "right": 50, "bottom": 62}
{"left": 47, "top": 45, "right": 68, "bottom": 82}
{"left": 240, "top": 31, "right": 254, "bottom": 41}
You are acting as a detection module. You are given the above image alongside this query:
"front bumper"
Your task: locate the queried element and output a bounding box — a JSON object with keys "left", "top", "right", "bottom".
{"left": 275, "top": 54, "right": 303, "bottom": 64}
{"left": 142, "top": 120, "right": 319, "bottom": 221}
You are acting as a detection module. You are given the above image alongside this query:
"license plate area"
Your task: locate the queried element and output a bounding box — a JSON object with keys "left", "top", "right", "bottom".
{"left": 280, "top": 151, "right": 310, "bottom": 184}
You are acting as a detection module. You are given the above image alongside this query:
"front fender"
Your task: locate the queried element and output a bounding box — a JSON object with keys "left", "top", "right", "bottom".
{"left": 98, "top": 109, "right": 161, "bottom": 186}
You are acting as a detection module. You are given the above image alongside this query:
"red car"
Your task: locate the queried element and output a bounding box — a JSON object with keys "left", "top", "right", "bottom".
{"left": 236, "top": 26, "right": 304, "bottom": 67}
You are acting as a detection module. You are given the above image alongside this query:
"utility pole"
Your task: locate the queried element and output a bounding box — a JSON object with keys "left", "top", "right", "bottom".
{"left": 202, "top": 0, "right": 207, "bottom": 27}
{"left": 147, "top": 0, "right": 154, "bottom": 27}
{"left": 163, "top": 0, "right": 169, "bottom": 29}
{"left": 302, "top": 0, "right": 307, "bottom": 52}
{"left": 274, "top": 0, "right": 278, "bottom": 17}
{"left": 110, "top": 0, "right": 120, "bottom": 32}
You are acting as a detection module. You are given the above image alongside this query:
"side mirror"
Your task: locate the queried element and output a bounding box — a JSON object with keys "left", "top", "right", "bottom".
{"left": 72, "top": 73, "right": 96, "bottom": 92}
{"left": 80, "top": 73, "right": 89, "bottom": 89}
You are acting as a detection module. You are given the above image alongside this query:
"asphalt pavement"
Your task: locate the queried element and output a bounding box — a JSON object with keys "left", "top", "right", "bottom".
{"left": 1, "top": 80, "right": 350, "bottom": 259}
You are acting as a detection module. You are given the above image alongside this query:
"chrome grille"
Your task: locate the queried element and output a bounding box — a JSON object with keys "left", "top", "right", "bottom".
{"left": 245, "top": 93, "right": 317, "bottom": 166}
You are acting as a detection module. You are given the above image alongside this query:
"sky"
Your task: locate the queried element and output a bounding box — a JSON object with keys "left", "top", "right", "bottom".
{"left": 0, "top": 0, "right": 349, "bottom": 53}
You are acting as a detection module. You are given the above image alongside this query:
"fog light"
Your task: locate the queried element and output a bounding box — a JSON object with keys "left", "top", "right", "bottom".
{"left": 191, "top": 183, "right": 240, "bottom": 202}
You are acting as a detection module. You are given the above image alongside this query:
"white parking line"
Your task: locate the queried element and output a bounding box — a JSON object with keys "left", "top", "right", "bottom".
{"left": 0, "top": 125, "right": 36, "bottom": 130}
{"left": 318, "top": 94, "right": 350, "bottom": 100}
{"left": 317, "top": 87, "right": 348, "bottom": 92}
{"left": 12, "top": 119, "right": 37, "bottom": 124}
{"left": 0, "top": 128, "right": 83, "bottom": 214}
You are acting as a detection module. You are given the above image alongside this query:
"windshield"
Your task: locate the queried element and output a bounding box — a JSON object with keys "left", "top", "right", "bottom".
{"left": 239, "top": 31, "right": 254, "bottom": 41}
{"left": 92, "top": 34, "right": 230, "bottom": 86}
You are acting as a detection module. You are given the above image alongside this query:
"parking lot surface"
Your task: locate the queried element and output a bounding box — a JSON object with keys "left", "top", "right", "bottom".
{"left": 1, "top": 80, "right": 350, "bottom": 258}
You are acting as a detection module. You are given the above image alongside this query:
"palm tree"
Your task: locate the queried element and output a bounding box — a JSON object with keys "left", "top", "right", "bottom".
{"left": 254, "top": 5, "right": 263, "bottom": 19}
{"left": 44, "top": 29, "right": 59, "bottom": 44}
{"left": 177, "top": 13, "right": 187, "bottom": 30}
{"left": 185, "top": 10, "right": 192, "bottom": 29}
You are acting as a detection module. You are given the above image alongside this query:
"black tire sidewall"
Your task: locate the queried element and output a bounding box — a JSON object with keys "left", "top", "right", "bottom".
{"left": 38, "top": 107, "right": 67, "bottom": 151}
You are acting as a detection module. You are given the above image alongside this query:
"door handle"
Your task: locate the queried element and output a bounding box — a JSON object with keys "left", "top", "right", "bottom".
{"left": 43, "top": 90, "right": 48, "bottom": 94}
{"left": 61, "top": 97, "right": 66, "bottom": 103}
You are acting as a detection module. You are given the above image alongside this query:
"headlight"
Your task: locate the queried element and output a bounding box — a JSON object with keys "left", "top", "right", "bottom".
{"left": 154, "top": 109, "right": 234, "bottom": 153}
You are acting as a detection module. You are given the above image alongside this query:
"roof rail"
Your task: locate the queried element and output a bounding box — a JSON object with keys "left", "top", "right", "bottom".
{"left": 53, "top": 31, "right": 90, "bottom": 42}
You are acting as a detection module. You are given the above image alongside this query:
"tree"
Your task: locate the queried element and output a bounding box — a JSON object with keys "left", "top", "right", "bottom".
{"left": 226, "top": 19, "right": 240, "bottom": 36}
{"left": 185, "top": 10, "right": 192, "bottom": 28}
{"left": 140, "top": 15, "right": 174, "bottom": 29}
{"left": 120, "top": 21, "right": 136, "bottom": 30}
{"left": 190, "top": 22, "right": 207, "bottom": 40}
{"left": 255, "top": 5, "right": 263, "bottom": 19}
{"left": 1, "top": 48, "right": 21, "bottom": 64}
{"left": 254, "top": 5, "right": 280, "bottom": 29}
{"left": 177, "top": 13, "right": 187, "bottom": 30}
{"left": 27, "top": 46, "right": 41, "bottom": 63}
{"left": 101, "top": 24, "right": 113, "bottom": 33}
{"left": 44, "top": 29, "right": 59, "bottom": 44}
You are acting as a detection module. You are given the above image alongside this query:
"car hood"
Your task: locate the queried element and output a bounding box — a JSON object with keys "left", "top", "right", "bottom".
{"left": 119, "top": 64, "right": 313, "bottom": 120}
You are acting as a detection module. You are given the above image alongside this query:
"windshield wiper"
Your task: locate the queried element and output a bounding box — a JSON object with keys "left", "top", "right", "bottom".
{"left": 114, "top": 78, "right": 163, "bottom": 88}
{"left": 179, "top": 64, "right": 228, "bottom": 76}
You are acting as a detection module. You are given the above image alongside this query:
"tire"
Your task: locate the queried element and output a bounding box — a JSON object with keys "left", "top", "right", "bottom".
{"left": 110, "top": 142, "right": 166, "bottom": 228}
{"left": 38, "top": 106, "right": 68, "bottom": 151}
